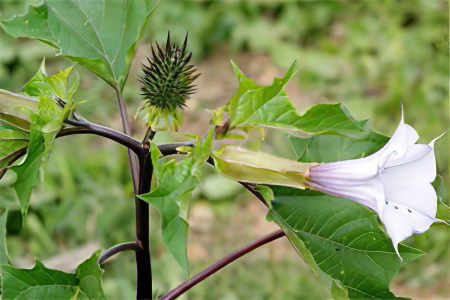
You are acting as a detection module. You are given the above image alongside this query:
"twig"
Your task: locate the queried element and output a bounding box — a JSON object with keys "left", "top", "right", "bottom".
{"left": 158, "top": 141, "right": 195, "bottom": 156}
{"left": 58, "top": 119, "right": 144, "bottom": 156}
{"left": 142, "top": 127, "right": 156, "bottom": 145}
{"left": 99, "top": 242, "right": 142, "bottom": 265}
{"left": 161, "top": 229, "right": 286, "bottom": 300}
{"left": 239, "top": 182, "right": 269, "bottom": 208}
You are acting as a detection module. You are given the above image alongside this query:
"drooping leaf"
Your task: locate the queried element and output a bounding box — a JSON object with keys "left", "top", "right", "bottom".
{"left": 8, "top": 64, "right": 78, "bottom": 218}
{"left": 267, "top": 187, "right": 424, "bottom": 300}
{"left": 0, "top": 250, "right": 105, "bottom": 300}
{"left": 228, "top": 62, "right": 385, "bottom": 139}
{"left": 11, "top": 127, "right": 45, "bottom": 217}
{"left": 0, "top": 89, "right": 38, "bottom": 114}
{"left": 1, "top": 0, "right": 157, "bottom": 91}
{"left": 212, "top": 146, "right": 312, "bottom": 189}
{"left": 0, "top": 113, "right": 31, "bottom": 133}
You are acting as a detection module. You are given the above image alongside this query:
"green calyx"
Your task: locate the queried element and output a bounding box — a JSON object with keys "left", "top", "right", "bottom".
{"left": 138, "top": 32, "right": 199, "bottom": 131}
{"left": 141, "top": 106, "right": 184, "bottom": 132}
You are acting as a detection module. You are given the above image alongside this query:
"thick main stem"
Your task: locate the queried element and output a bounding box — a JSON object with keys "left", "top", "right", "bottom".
{"left": 136, "top": 151, "right": 153, "bottom": 299}
{"left": 115, "top": 88, "right": 152, "bottom": 299}
{"left": 162, "top": 229, "right": 285, "bottom": 300}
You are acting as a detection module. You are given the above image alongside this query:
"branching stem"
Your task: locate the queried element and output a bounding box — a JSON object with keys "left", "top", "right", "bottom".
{"left": 99, "top": 242, "right": 142, "bottom": 265}
{"left": 162, "top": 229, "right": 286, "bottom": 300}
{"left": 59, "top": 120, "right": 143, "bottom": 156}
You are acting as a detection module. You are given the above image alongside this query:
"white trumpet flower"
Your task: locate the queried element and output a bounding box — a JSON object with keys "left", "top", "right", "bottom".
{"left": 305, "top": 111, "right": 446, "bottom": 258}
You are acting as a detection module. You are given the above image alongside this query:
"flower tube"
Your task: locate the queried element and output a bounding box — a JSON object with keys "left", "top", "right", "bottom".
{"left": 305, "top": 111, "right": 446, "bottom": 258}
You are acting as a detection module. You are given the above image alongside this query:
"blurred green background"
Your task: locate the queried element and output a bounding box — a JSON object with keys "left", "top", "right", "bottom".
{"left": 0, "top": 0, "right": 449, "bottom": 299}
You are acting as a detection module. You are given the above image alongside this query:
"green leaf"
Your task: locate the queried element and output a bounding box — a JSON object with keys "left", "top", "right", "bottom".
{"left": 290, "top": 133, "right": 389, "bottom": 163}
{"left": 212, "top": 146, "right": 311, "bottom": 189}
{"left": 0, "top": 113, "right": 31, "bottom": 133}
{"left": 25, "top": 59, "right": 79, "bottom": 107}
{"left": 1, "top": 0, "right": 157, "bottom": 91}
{"left": 433, "top": 175, "right": 450, "bottom": 221}
{"left": 9, "top": 64, "right": 78, "bottom": 218}
{"left": 268, "top": 187, "right": 424, "bottom": 300}
{"left": 228, "top": 62, "right": 384, "bottom": 139}
{"left": 0, "top": 129, "right": 29, "bottom": 170}
{"left": 0, "top": 209, "right": 10, "bottom": 265}
{"left": 139, "top": 132, "right": 212, "bottom": 275}
{"left": 11, "top": 127, "right": 45, "bottom": 217}
{"left": 0, "top": 89, "right": 38, "bottom": 114}
{"left": 76, "top": 251, "right": 106, "bottom": 300}
{"left": 255, "top": 185, "right": 274, "bottom": 207}
{"left": 0, "top": 250, "right": 105, "bottom": 300}
{"left": 138, "top": 145, "right": 195, "bottom": 276}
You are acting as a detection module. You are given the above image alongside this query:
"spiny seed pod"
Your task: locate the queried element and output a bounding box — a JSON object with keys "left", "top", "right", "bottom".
{"left": 137, "top": 32, "right": 199, "bottom": 131}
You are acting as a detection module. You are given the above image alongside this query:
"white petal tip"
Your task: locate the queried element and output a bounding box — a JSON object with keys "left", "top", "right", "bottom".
{"left": 393, "top": 243, "right": 403, "bottom": 262}
{"left": 400, "top": 104, "right": 405, "bottom": 124}
{"left": 429, "top": 132, "right": 446, "bottom": 148}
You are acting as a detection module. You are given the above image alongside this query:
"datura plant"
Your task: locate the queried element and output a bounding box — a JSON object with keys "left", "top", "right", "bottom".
{"left": 0, "top": 2, "right": 448, "bottom": 300}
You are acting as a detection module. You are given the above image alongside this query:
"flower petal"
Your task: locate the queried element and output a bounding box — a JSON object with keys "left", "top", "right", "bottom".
{"left": 381, "top": 178, "right": 437, "bottom": 218}
{"left": 378, "top": 121, "right": 419, "bottom": 168}
{"left": 381, "top": 201, "right": 436, "bottom": 258}
{"left": 307, "top": 175, "right": 383, "bottom": 212}
{"left": 382, "top": 144, "right": 436, "bottom": 183}
{"left": 308, "top": 158, "right": 378, "bottom": 181}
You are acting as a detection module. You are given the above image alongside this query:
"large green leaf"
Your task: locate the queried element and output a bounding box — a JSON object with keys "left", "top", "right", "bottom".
{"left": 0, "top": 251, "right": 105, "bottom": 300}
{"left": 138, "top": 133, "right": 212, "bottom": 276}
{"left": 228, "top": 62, "right": 384, "bottom": 139}
{"left": 1, "top": 0, "right": 156, "bottom": 91}
{"left": 268, "top": 187, "right": 424, "bottom": 299}
{"left": 290, "top": 133, "right": 389, "bottom": 163}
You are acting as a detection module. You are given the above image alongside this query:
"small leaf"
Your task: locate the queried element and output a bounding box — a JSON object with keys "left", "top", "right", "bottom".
{"left": 1, "top": 0, "right": 157, "bottom": 91}
{"left": 212, "top": 146, "right": 312, "bottom": 189}
{"left": 138, "top": 143, "right": 198, "bottom": 276}
{"left": 255, "top": 185, "right": 274, "bottom": 207}
{"left": 211, "top": 106, "right": 227, "bottom": 126}
{"left": 139, "top": 132, "right": 213, "bottom": 275}
{"left": 268, "top": 187, "right": 424, "bottom": 300}
{"left": 0, "top": 250, "right": 105, "bottom": 300}
{"left": 76, "top": 251, "right": 106, "bottom": 300}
